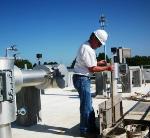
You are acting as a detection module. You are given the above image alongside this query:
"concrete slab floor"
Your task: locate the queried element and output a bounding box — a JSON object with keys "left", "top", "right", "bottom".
{"left": 12, "top": 86, "right": 104, "bottom": 138}
{"left": 12, "top": 84, "right": 150, "bottom": 138}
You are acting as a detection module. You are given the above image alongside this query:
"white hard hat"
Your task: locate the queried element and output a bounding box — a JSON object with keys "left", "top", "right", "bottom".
{"left": 94, "top": 29, "right": 108, "bottom": 45}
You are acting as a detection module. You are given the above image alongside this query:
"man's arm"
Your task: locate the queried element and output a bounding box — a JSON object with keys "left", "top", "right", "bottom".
{"left": 88, "top": 65, "right": 113, "bottom": 73}
{"left": 97, "top": 60, "right": 107, "bottom": 66}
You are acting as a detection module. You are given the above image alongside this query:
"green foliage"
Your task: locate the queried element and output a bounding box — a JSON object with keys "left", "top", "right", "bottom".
{"left": 69, "top": 52, "right": 150, "bottom": 69}
{"left": 97, "top": 53, "right": 110, "bottom": 63}
{"left": 126, "top": 56, "right": 150, "bottom": 66}
{"left": 15, "top": 59, "right": 32, "bottom": 69}
{"left": 46, "top": 61, "right": 58, "bottom": 65}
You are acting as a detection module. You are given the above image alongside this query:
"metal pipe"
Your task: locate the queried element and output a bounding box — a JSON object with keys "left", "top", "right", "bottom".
{"left": 21, "top": 69, "right": 47, "bottom": 87}
{"left": 110, "top": 49, "right": 119, "bottom": 125}
{"left": 14, "top": 65, "right": 53, "bottom": 92}
{"left": 14, "top": 64, "right": 68, "bottom": 93}
{"left": 0, "top": 124, "right": 12, "bottom": 138}
{"left": 0, "top": 58, "right": 16, "bottom": 138}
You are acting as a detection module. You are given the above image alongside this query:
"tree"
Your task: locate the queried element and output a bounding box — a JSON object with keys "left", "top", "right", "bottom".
{"left": 97, "top": 53, "right": 110, "bottom": 63}
{"left": 126, "top": 55, "right": 150, "bottom": 66}
{"left": 47, "top": 61, "right": 58, "bottom": 65}
{"left": 15, "top": 59, "right": 32, "bottom": 69}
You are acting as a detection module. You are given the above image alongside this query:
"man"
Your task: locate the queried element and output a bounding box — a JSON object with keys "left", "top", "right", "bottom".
{"left": 73, "top": 29, "right": 113, "bottom": 136}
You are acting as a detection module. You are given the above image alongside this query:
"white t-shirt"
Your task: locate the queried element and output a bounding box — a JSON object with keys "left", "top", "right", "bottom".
{"left": 74, "top": 42, "right": 97, "bottom": 76}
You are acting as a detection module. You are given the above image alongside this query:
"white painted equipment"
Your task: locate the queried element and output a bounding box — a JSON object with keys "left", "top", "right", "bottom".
{"left": 0, "top": 57, "right": 68, "bottom": 138}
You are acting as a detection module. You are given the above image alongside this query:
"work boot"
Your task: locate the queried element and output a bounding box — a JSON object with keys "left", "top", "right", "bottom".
{"left": 80, "top": 131, "right": 88, "bottom": 137}
{"left": 88, "top": 127, "right": 100, "bottom": 135}
{"left": 80, "top": 131, "right": 99, "bottom": 138}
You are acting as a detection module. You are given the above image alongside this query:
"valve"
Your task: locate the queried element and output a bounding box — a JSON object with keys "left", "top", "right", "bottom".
{"left": 17, "top": 107, "right": 27, "bottom": 116}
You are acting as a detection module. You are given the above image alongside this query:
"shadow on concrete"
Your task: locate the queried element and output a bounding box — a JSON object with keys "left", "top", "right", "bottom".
{"left": 44, "top": 93, "right": 79, "bottom": 97}
{"left": 12, "top": 121, "right": 100, "bottom": 138}
{"left": 43, "top": 91, "right": 96, "bottom": 98}
{"left": 12, "top": 122, "right": 81, "bottom": 137}
{"left": 43, "top": 93, "right": 80, "bottom": 99}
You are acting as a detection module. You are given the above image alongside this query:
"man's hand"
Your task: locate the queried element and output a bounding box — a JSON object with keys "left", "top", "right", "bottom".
{"left": 107, "top": 65, "right": 113, "bottom": 71}
{"left": 97, "top": 60, "right": 107, "bottom": 66}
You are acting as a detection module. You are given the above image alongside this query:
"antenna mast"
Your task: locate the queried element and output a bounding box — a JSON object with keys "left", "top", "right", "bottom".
{"left": 99, "top": 14, "right": 107, "bottom": 60}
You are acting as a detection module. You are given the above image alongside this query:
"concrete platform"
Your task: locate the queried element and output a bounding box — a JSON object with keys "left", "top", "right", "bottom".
{"left": 12, "top": 86, "right": 105, "bottom": 138}
{"left": 11, "top": 84, "right": 150, "bottom": 138}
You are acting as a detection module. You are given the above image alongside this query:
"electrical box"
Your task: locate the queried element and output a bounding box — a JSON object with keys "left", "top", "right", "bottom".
{"left": 118, "top": 48, "right": 131, "bottom": 63}
{"left": 122, "top": 48, "right": 131, "bottom": 58}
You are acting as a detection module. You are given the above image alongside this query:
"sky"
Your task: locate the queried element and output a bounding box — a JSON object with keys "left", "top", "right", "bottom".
{"left": 0, "top": 0, "right": 150, "bottom": 66}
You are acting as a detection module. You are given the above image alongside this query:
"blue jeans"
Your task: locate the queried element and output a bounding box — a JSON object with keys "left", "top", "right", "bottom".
{"left": 73, "top": 74, "right": 96, "bottom": 133}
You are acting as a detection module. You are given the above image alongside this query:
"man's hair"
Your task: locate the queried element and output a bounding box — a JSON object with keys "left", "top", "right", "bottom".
{"left": 89, "top": 32, "right": 100, "bottom": 43}
{"left": 89, "top": 32, "right": 95, "bottom": 40}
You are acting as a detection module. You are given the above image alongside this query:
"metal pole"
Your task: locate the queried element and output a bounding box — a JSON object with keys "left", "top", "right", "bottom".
{"left": 111, "top": 48, "right": 119, "bottom": 125}
{"left": 111, "top": 64, "right": 119, "bottom": 125}
{"left": 0, "top": 57, "right": 16, "bottom": 138}
{"left": 104, "top": 45, "right": 107, "bottom": 61}
{"left": 0, "top": 124, "right": 12, "bottom": 138}
{"left": 99, "top": 15, "right": 107, "bottom": 61}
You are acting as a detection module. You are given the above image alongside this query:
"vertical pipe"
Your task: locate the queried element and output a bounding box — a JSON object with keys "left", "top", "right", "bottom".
{"left": 113, "top": 63, "right": 119, "bottom": 95}
{"left": 0, "top": 124, "right": 12, "bottom": 138}
{"left": 0, "top": 58, "right": 15, "bottom": 138}
{"left": 148, "top": 126, "right": 150, "bottom": 138}
{"left": 104, "top": 45, "right": 107, "bottom": 61}
{"left": 110, "top": 71, "right": 114, "bottom": 125}
{"left": 111, "top": 70, "right": 118, "bottom": 125}
{"left": 111, "top": 56, "right": 119, "bottom": 125}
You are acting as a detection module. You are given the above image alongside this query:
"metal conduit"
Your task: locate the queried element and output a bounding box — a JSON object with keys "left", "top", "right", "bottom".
{"left": 14, "top": 65, "right": 54, "bottom": 93}
{"left": 21, "top": 69, "right": 47, "bottom": 87}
